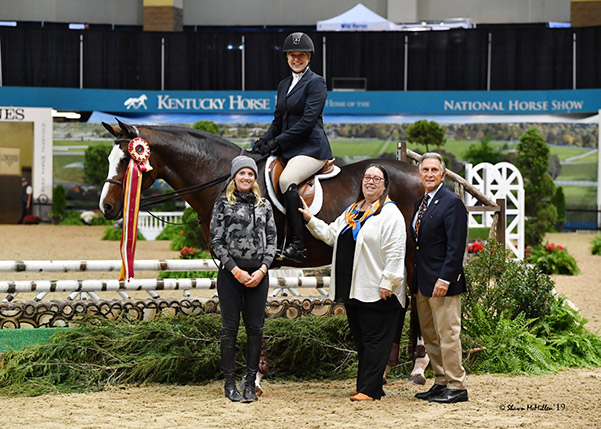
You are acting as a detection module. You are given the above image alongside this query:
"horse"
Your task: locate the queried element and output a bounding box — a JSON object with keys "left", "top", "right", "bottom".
{"left": 99, "top": 120, "right": 423, "bottom": 272}
{"left": 99, "top": 120, "right": 426, "bottom": 388}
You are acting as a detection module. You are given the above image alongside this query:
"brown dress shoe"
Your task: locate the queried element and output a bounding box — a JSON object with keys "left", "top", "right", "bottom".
{"left": 350, "top": 393, "right": 375, "bottom": 401}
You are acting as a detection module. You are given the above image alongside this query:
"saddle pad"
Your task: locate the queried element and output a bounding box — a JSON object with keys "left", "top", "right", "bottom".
{"left": 264, "top": 155, "right": 340, "bottom": 215}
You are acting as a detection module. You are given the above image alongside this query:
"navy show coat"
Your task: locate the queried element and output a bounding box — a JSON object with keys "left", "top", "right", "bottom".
{"left": 410, "top": 185, "right": 468, "bottom": 297}
{"left": 262, "top": 68, "right": 333, "bottom": 161}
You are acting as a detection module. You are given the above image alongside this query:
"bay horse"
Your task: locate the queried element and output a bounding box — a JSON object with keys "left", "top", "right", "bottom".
{"left": 99, "top": 120, "right": 425, "bottom": 386}
{"left": 99, "top": 120, "right": 423, "bottom": 272}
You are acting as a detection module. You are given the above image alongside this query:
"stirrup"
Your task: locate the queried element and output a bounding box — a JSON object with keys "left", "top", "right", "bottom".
{"left": 282, "top": 242, "right": 305, "bottom": 263}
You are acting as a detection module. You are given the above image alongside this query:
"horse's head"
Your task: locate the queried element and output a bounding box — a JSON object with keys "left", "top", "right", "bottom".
{"left": 99, "top": 119, "right": 158, "bottom": 220}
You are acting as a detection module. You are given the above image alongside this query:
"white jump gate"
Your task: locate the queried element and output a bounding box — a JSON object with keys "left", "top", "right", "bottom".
{"left": 465, "top": 162, "right": 525, "bottom": 259}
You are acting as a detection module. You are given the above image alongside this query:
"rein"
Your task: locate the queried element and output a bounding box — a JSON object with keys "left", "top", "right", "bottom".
{"left": 104, "top": 148, "right": 271, "bottom": 226}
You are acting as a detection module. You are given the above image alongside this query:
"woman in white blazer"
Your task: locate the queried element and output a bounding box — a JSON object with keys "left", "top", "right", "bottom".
{"left": 299, "top": 164, "right": 407, "bottom": 401}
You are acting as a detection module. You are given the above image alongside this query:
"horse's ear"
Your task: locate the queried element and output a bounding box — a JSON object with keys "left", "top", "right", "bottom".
{"left": 116, "top": 118, "right": 139, "bottom": 138}
{"left": 102, "top": 122, "right": 119, "bottom": 137}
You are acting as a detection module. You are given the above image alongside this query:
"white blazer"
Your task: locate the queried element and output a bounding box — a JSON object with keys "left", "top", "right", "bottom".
{"left": 306, "top": 201, "right": 407, "bottom": 307}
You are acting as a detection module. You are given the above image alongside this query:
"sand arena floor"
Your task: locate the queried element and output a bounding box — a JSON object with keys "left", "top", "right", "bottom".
{"left": 0, "top": 226, "right": 600, "bottom": 429}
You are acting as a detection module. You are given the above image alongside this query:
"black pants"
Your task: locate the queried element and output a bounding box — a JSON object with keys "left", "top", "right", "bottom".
{"left": 345, "top": 296, "right": 401, "bottom": 400}
{"left": 217, "top": 267, "right": 269, "bottom": 339}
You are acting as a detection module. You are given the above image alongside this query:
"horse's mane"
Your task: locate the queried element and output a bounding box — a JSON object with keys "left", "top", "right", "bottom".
{"left": 141, "top": 124, "right": 241, "bottom": 153}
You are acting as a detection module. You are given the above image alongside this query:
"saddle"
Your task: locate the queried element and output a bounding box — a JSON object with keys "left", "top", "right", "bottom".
{"left": 264, "top": 156, "right": 340, "bottom": 215}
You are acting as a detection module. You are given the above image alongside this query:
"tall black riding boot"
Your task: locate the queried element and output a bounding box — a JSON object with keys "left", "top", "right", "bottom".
{"left": 242, "top": 331, "right": 262, "bottom": 403}
{"left": 221, "top": 330, "right": 243, "bottom": 402}
{"left": 282, "top": 184, "right": 305, "bottom": 263}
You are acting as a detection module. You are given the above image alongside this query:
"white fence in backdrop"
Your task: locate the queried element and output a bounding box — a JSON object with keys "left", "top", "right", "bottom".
{"left": 137, "top": 211, "right": 184, "bottom": 240}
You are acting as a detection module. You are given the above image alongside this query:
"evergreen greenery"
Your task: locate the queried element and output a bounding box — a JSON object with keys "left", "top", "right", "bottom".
{"left": 0, "top": 314, "right": 356, "bottom": 397}
{"left": 463, "top": 135, "right": 502, "bottom": 165}
{"left": 84, "top": 143, "right": 112, "bottom": 186}
{"left": 50, "top": 184, "right": 67, "bottom": 222}
{"left": 551, "top": 186, "right": 566, "bottom": 231}
{"left": 157, "top": 207, "right": 208, "bottom": 252}
{"left": 591, "top": 234, "right": 601, "bottom": 256}
{"left": 462, "top": 240, "right": 600, "bottom": 375}
{"left": 515, "top": 127, "right": 557, "bottom": 246}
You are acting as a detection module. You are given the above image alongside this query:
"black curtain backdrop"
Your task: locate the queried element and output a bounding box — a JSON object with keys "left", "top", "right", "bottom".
{"left": 1, "top": 25, "right": 600, "bottom": 91}
{"left": 489, "top": 27, "right": 573, "bottom": 90}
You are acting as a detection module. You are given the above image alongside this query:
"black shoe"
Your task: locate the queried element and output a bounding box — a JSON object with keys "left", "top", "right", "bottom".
{"left": 242, "top": 380, "right": 258, "bottom": 403}
{"left": 415, "top": 383, "right": 447, "bottom": 400}
{"left": 428, "top": 388, "right": 468, "bottom": 404}
{"left": 224, "top": 382, "right": 243, "bottom": 402}
{"left": 282, "top": 241, "right": 305, "bottom": 263}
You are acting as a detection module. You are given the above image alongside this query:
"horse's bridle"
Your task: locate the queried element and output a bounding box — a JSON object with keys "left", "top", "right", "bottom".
{"left": 104, "top": 178, "right": 123, "bottom": 187}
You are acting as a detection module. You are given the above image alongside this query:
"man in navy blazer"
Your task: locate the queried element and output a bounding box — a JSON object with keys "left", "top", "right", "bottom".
{"left": 411, "top": 152, "right": 469, "bottom": 404}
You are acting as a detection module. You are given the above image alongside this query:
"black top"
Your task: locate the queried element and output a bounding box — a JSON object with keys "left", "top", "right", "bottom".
{"left": 334, "top": 211, "right": 364, "bottom": 302}
{"left": 335, "top": 210, "right": 401, "bottom": 311}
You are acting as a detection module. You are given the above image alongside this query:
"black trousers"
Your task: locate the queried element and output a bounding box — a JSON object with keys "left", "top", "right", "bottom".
{"left": 345, "top": 296, "right": 401, "bottom": 400}
{"left": 217, "top": 267, "right": 269, "bottom": 338}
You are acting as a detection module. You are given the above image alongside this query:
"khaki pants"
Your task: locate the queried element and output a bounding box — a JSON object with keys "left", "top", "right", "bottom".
{"left": 416, "top": 290, "right": 466, "bottom": 390}
{"left": 279, "top": 155, "right": 326, "bottom": 193}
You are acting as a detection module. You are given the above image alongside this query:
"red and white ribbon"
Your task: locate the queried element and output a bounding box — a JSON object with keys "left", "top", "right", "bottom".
{"left": 119, "top": 138, "right": 152, "bottom": 282}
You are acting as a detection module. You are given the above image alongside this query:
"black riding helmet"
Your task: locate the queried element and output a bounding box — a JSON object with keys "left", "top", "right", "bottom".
{"left": 282, "top": 32, "right": 315, "bottom": 54}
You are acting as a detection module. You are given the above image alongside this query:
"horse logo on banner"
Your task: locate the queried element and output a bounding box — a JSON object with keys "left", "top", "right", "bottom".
{"left": 124, "top": 94, "right": 148, "bottom": 110}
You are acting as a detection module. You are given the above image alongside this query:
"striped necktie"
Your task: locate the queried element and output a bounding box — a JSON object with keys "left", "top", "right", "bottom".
{"left": 415, "top": 194, "right": 430, "bottom": 237}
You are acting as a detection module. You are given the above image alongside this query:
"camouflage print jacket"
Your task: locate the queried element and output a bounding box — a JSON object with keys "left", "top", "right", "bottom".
{"left": 210, "top": 191, "right": 277, "bottom": 271}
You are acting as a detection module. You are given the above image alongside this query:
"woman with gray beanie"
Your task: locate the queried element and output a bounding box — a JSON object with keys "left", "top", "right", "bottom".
{"left": 210, "top": 155, "right": 277, "bottom": 403}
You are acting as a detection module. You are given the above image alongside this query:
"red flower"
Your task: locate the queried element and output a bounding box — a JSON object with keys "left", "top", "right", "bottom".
{"left": 468, "top": 244, "right": 474, "bottom": 253}
{"left": 180, "top": 230, "right": 184, "bottom": 236}
{"left": 180, "top": 246, "right": 196, "bottom": 258}
{"left": 557, "top": 245, "right": 564, "bottom": 250}
{"left": 546, "top": 243, "right": 556, "bottom": 252}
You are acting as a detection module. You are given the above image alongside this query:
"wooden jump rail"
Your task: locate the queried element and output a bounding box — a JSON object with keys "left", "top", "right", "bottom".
{"left": 397, "top": 142, "right": 506, "bottom": 247}
{"left": 0, "top": 259, "right": 330, "bottom": 303}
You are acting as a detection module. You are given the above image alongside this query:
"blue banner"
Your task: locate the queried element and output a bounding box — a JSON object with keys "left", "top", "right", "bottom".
{"left": 2, "top": 86, "right": 601, "bottom": 116}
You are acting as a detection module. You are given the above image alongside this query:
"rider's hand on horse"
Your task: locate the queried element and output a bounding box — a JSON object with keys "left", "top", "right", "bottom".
{"left": 298, "top": 197, "right": 312, "bottom": 222}
{"left": 254, "top": 138, "right": 278, "bottom": 155}
{"left": 251, "top": 138, "right": 267, "bottom": 153}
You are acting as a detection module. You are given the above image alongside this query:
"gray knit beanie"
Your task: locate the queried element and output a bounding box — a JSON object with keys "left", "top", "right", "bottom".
{"left": 230, "top": 155, "right": 258, "bottom": 178}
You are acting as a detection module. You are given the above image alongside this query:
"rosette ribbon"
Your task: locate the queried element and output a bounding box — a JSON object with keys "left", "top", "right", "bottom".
{"left": 119, "top": 138, "right": 153, "bottom": 281}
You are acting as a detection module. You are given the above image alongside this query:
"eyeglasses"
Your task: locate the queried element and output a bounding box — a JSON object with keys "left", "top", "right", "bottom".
{"left": 362, "top": 174, "right": 384, "bottom": 184}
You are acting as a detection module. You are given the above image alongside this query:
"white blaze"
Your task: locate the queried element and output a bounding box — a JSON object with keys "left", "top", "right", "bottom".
{"left": 99, "top": 145, "right": 127, "bottom": 213}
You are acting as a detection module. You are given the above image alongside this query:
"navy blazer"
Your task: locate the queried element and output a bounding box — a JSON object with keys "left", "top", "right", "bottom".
{"left": 411, "top": 185, "right": 468, "bottom": 297}
{"left": 262, "top": 68, "right": 333, "bottom": 160}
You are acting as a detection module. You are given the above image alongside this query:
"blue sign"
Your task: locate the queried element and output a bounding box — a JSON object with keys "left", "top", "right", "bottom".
{"left": 1, "top": 86, "right": 601, "bottom": 116}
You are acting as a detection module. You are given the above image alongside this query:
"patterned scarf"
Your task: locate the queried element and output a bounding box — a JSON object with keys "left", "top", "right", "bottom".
{"left": 342, "top": 197, "right": 394, "bottom": 240}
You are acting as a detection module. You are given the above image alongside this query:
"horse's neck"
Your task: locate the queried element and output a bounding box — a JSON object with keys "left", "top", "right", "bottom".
{"left": 153, "top": 139, "right": 240, "bottom": 217}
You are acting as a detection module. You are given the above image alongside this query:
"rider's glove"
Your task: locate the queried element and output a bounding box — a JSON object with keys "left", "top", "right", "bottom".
{"left": 251, "top": 138, "right": 267, "bottom": 153}
{"left": 255, "top": 139, "right": 279, "bottom": 155}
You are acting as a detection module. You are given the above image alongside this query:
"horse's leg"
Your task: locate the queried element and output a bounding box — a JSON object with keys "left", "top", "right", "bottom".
{"left": 383, "top": 303, "right": 408, "bottom": 383}
{"left": 408, "top": 295, "right": 429, "bottom": 385}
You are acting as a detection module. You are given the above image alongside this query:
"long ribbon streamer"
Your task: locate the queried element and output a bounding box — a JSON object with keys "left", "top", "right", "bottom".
{"left": 119, "top": 138, "right": 152, "bottom": 281}
{"left": 119, "top": 159, "right": 142, "bottom": 281}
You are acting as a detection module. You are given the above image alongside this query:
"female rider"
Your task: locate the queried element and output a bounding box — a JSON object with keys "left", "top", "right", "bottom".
{"left": 253, "top": 32, "right": 333, "bottom": 263}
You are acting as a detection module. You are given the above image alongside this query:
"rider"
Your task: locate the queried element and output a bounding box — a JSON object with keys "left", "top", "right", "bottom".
{"left": 252, "top": 31, "right": 333, "bottom": 263}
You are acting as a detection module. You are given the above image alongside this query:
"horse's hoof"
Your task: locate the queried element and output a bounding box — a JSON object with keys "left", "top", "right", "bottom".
{"left": 408, "top": 374, "right": 427, "bottom": 385}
